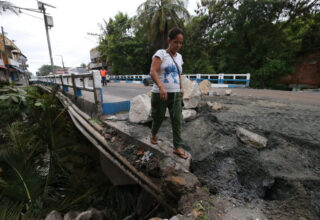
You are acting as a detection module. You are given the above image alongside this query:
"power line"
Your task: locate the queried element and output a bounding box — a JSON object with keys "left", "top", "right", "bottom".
{"left": 10, "top": 5, "right": 42, "bottom": 14}
{"left": 20, "top": 11, "right": 43, "bottom": 20}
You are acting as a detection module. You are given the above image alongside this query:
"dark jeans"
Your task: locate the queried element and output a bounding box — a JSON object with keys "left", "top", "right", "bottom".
{"left": 101, "top": 77, "right": 106, "bottom": 86}
{"left": 151, "top": 92, "right": 183, "bottom": 149}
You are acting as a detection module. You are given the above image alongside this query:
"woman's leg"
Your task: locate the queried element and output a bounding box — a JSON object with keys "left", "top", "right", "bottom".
{"left": 168, "top": 93, "right": 183, "bottom": 149}
{"left": 151, "top": 93, "right": 167, "bottom": 136}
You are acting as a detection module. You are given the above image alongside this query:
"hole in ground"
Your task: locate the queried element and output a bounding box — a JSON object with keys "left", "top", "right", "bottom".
{"left": 264, "top": 178, "right": 295, "bottom": 201}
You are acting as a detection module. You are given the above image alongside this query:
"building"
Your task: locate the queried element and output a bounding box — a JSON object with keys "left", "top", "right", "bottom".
{"left": 55, "top": 67, "right": 70, "bottom": 74}
{"left": 280, "top": 52, "right": 320, "bottom": 88}
{"left": 0, "top": 33, "right": 28, "bottom": 84}
{"left": 89, "top": 47, "right": 106, "bottom": 70}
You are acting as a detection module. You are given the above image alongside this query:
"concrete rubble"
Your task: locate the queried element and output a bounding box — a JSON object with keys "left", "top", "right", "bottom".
{"left": 45, "top": 209, "right": 105, "bottom": 220}
{"left": 236, "top": 127, "right": 268, "bottom": 149}
{"left": 225, "top": 89, "right": 232, "bottom": 96}
{"left": 207, "top": 101, "right": 223, "bottom": 111}
{"left": 199, "top": 80, "right": 211, "bottom": 95}
{"left": 129, "top": 93, "right": 152, "bottom": 123}
{"left": 63, "top": 211, "right": 79, "bottom": 220}
{"left": 182, "top": 109, "right": 197, "bottom": 121}
{"left": 45, "top": 210, "right": 63, "bottom": 220}
{"left": 181, "top": 76, "right": 201, "bottom": 109}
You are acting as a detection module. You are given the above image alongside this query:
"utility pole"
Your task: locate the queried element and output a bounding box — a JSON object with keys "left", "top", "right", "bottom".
{"left": 1, "top": 26, "right": 10, "bottom": 82}
{"left": 38, "top": 1, "right": 56, "bottom": 79}
{"left": 56, "top": 55, "right": 65, "bottom": 74}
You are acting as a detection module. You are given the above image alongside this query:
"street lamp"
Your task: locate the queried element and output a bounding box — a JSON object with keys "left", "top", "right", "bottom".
{"left": 55, "top": 55, "right": 65, "bottom": 74}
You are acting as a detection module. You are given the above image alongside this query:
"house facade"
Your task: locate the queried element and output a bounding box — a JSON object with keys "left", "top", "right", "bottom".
{"left": 0, "top": 34, "right": 28, "bottom": 84}
{"left": 280, "top": 52, "right": 320, "bottom": 88}
{"left": 89, "top": 47, "right": 106, "bottom": 70}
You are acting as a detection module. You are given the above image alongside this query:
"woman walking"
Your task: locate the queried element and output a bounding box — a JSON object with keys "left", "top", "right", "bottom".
{"left": 149, "top": 27, "right": 188, "bottom": 159}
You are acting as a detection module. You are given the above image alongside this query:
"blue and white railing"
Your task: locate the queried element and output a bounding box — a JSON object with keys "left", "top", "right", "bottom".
{"left": 29, "top": 70, "right": 130, "bottom": 115}
{"left": 109, "top": 73, "right": 250, "bottom": 88}
{"left": 110, "top": 74, "right": 146, "bottom": 84}
{"left": 184, "top": 73, "right": 250, "bottom": 88}
{"left": 30, "top": 71, "right": 100, "bottom": 97}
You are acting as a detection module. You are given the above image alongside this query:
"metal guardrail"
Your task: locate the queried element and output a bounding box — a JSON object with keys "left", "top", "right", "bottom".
{"left": 30, "top": 70, "right": 103, "bottom": 114}
{"left": 30, "top": 71, "right": 132, "bottom": 115}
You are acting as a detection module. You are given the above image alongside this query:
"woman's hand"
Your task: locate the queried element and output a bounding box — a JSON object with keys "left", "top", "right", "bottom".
{"left": 159, "top": 86, "right": 168, "bottom": 101}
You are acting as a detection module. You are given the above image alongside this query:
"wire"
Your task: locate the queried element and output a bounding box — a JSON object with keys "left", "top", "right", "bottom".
{"left": 10, "top": 5, "right": 42, "bottom": 14}
{"left": 20, "top": 11, "right": 43, "bottom": 20}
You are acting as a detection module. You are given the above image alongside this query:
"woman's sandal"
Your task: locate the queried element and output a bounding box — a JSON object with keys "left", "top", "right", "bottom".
{"left": 150, "top": 134, "right": 158, "bottom": 145}
{"left": 173, "top": 148, "right": 188, "bottom": 159}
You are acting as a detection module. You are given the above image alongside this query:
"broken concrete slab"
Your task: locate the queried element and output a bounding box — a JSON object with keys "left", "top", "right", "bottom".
{"left": 129, "top": 94, "right": 151, "bottom": 123}
{"left": 183, "top": 96, "right": 201, "bottom": 109}
{"left": 104, "top": 120, "right": 192, "bottom": 172}
{"left": 182, "top": 109, "right": 197, "bottom": 121}
{"left": 181, "top": 76, "right": 201, "bottom": 109}
{"left": 209, "top": 88, "right": 220, "bottom": 96}
{"left": 199, "top": 80, "right": 211, "bottom": 95}
{"left": 207, "top": 101, "right": 223, "bottom": 111}
{"left": 236, "top": 127, "right": 268, "bottom": 149}
{"left": 225, "top": 89, "right": 232, "bottom": 96}
{"left": 45, "top": 210, "right": 63, "bottom": 220}
{"left": 164, "top": 172, "right": 200, "bottom": 196}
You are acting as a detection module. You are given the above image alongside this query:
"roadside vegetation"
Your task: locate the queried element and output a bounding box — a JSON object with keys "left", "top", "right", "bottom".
{"left": 97, "top": 0, "right": 320, "bottom": 88}
{"left": 0, "top": 85, "right": 138, "bottom": 219}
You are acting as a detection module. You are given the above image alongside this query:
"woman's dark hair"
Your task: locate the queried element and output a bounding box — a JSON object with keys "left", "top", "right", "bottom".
{"left": 168, "top": 27, "right": 184, "bottom": 40}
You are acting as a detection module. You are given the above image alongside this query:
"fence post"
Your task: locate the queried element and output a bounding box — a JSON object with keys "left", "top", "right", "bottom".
{"left": 196, "top": 74, "right": 201, "bottom": 84}
{"left": 60, "top": 75, "right": 64, "bottom": 92}
{"left": 246, "top": 73, "right": 250, "bottom": 87}
{"left": 83, "top": 76, "right": 88, "bottom": 89}
{"left": 75, "top": 77, "right": 82, "bottom": 97}
{"left": 56, "top": 76, "right": 61, "bottom": 90}
{"left": 71, "top": 74, "right": 77, "bottom": 100}
{"left": 221, "top": 73, "right": 224, "bottom": 84}
{"left": 92, "top": 71, "right": 103, "bottom": 115}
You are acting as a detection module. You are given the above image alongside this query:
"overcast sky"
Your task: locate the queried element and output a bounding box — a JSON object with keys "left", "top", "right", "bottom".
{"left": 1, "top": 0, "right": 198, "bottom": 74}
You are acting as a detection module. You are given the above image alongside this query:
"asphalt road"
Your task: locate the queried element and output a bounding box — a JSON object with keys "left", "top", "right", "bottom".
{"left": 89, "top": 82, "right": 320, "bottom": 105}
{"left": 102, "top": 82, "right": 152, "bottom": 102}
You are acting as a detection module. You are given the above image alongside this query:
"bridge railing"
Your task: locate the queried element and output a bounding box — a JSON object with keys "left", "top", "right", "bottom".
{"left": 109, "top": 73, "right": 250, "bottom": 87}
{"left": 110, "top": 74, "right": 147, "bottom": 84}
{"left": 30, "top": 70, "right": 104, "bottom": 114}
{"left": 184, "top": 73, "right": 250, "bottom": 87}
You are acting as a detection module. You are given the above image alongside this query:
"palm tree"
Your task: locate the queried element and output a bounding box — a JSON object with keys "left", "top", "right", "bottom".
{"left": 0, "top": 1, "right": 19, "bottom": 15}
{"left": 136, "top": 0, "right": 190, "bottom": 49}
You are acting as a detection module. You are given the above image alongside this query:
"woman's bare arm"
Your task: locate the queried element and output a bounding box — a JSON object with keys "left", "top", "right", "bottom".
{"left": 150, "top": 56, "right": 168, "bottom": 100}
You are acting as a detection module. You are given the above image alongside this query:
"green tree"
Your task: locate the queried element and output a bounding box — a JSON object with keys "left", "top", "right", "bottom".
{"left": 38, "top": 65, "right": 61, "bottom": 76}
{"left": 181, "top": 16, "right": 215, "bottom": 74}
{"left": 195, "top": 0, "right": 320, "bottom": 88}
{"left": 0, "top": 1, "right": 19, "bottom": 15}
{"left": 99, "top": 12, "right": 153, "bottom": 74}
{"left": 136, "top": 0, "right": 190, "bottom": 49}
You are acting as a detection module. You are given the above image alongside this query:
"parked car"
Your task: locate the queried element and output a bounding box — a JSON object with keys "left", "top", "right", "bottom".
{"left": 143, "top": 75, "right": 154, "bottom": 86}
